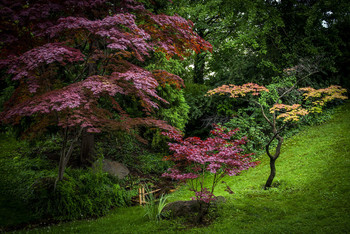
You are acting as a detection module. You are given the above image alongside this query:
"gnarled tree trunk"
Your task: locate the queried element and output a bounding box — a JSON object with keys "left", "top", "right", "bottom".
{"left": 265, "top": 157, "right": 276, "bottom": 189}
{"left": 264, "top": 133, "right": 283, "bottom": 189}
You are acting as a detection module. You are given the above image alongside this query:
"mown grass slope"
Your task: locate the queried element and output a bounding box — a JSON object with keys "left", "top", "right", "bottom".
{"left": 11, "top": 101, "right": 350, "bottom": 233}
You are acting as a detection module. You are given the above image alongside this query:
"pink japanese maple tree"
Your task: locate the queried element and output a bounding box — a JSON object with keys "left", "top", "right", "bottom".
{"left": 162, "top": 125, "right": 258, "bottom": 221}
{"left": 0, "top": 0, "right": 212, "bottom": 182}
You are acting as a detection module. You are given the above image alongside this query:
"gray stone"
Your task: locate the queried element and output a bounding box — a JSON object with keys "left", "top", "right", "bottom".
{"left": 93, "top": 159, "right": 129, "bottom": 179}
{"left": 161, "top": 196, "right": 226, "bottom": 218}
{"left": 162, "top": 200, "right": 201, "bottom": 218}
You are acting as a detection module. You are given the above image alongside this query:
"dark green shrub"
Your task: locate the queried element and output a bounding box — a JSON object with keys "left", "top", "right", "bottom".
{"left": 97, "top": 131, "right": 172, "bottom": 175}
{"left": 30, "top": 168, "right": 131, "bottom": 221}
{"left": 184, "top": 83, "right": 212, "bottom": 123}
{"left": 136, "top": 152, "right": 173, "bottom": 175}
{"left": 0, "top": 133, "right": 133, "bottom": 223}
{"left": 224, "top": 112, "right": 268, "bottom": 155}
{"left": 184, "top": 83, "right": 237, "bottom": 137}
{"left": 108, "top": 131, "right": 142, "bottom": 164}
{"left": 143, "top": 84, "right": 190, "bottom": 152}
{"left": 155, "top": 84, "right": 190, "bottom": 131}
{"left": 0, "top": 137, "right": 51, "bottom": 203}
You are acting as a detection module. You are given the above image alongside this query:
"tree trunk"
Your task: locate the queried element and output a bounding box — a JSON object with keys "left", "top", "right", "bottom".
{"left": 57, "top": 151, "right": 66, "bottom": 182}
{"left": 55, "top": 128, "right": 82, "bottom": 188}
{"left": 57, "top": 138, "right": 76, "bottom": 181}
{"left": 80, "top": 129, "right": 95, "bottom": 166}
{"left": 264, "top": 157, "right": 276, "bottom": 189}
{"left": 264, "top": 133, "right": 283, "bottom": 190}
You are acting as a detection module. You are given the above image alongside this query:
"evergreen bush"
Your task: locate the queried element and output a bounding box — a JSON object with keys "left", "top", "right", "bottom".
{"left": 30, "top": 168, "right": 131, "bottom": 221}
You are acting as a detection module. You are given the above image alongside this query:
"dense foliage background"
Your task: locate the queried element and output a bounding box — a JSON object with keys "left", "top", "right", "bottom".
{"left": 0, "top": 0, "right": 349, "bottom": 230}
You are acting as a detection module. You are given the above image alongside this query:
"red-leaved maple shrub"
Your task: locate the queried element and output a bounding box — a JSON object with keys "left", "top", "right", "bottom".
{"left": 162, "top": 125, "right": 258, "bottom": 221}
{"left": 0, "top": 0, "right": 212, "bottom": 183}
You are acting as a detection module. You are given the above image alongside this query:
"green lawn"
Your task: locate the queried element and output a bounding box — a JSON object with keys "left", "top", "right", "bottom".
{"left": 8, "top": 101, "right": 350, "bottom": 233}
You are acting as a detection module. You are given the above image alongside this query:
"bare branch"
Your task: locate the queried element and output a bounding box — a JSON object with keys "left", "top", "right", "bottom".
{"left": 250, "top": 100, "right": 273, "bottom": 127}
{"left": 276, "top": 70, "right": 318, "bottom": 104}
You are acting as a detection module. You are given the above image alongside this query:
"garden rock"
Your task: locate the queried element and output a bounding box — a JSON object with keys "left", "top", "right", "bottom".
{"left": 93, "top": 159, "right": 129, "bottom": 179}
{"left": 161, "top": 196, "right": 226, "bottom": 218}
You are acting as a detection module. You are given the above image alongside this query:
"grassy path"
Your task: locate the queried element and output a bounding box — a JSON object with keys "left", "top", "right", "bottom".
{"left": 13, "top": 102, "right": 350, "bottom": 233}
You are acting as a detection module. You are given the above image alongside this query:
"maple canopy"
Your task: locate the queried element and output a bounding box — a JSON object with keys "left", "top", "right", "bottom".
{"left": 208, "top": 83, "right": 348, "bottom": 123}
{"left": 0, "top": 0, "right": 212, "bottom": 135}
{"left": 162, "top": 125, "right": 258, "bottom": 204}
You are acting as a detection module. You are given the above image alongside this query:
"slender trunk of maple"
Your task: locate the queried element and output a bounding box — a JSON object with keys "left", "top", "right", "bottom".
{"left": 57, "top": 154, "right": 65, "bottom": 182}
{"left": 57, "top": 139, "right": 75, "bottom": 181}
{"left": 196, "top": 173, "right": 220, "bottom": 223}
{"left": 264, "top": 133, "right": 283, "bottom": 190}
{"left": 55, "top": 128, "right": 82, "bottom": 188}
{"left": 265, "top": 157, "right": 276, "bottom": 189}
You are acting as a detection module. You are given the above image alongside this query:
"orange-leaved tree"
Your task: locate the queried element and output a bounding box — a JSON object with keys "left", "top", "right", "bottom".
{"left": 208, "top": 77, "right": 347, "bottom": 189}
